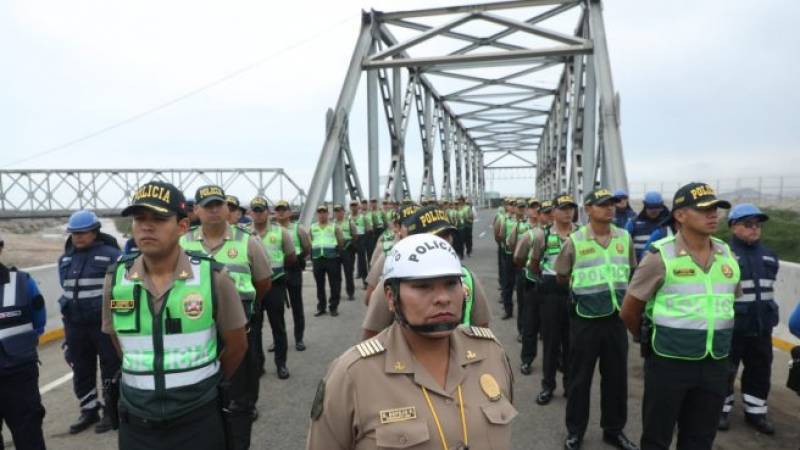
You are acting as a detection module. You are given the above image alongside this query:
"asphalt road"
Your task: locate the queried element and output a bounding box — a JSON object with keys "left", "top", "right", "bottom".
{"left": 4, "top": 211, "right": 799, "bottom": 449}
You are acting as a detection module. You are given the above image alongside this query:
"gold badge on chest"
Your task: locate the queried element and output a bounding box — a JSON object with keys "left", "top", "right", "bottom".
{"left": 479, "top": 374, "right": 502, "bottom": 402}
{"left": 379, "top": 407, "right": 417, "bottom": 424}
{"left": 721, "top": 264, "right": 734, "bottom": 279}
{"left": 227, "top": 248, "right": 239, "bottom": 259}
{"left": 183, "top": 293, "right": 204, "bottom": 319}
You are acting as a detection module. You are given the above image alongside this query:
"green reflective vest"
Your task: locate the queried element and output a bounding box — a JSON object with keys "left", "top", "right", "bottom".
{"left": 261, "top": 226, "right": 286, "bottom": 280}
{"left": 180, "top": 226, "right": 256, "bottom": 317}
{"left": 353, "top": 214, "right": 367, "bottom": 235}
{"left": 381, "top": 229, "right": 396, "bottom": 255}
{"left": 337, "top": 219, "right": 352, "bottom": 247}
{"left": 288, "top": 222, "right": 303, "bottom": 256}
{"left": 646, "top": 236, "right": 740, "bottom": 360}
{"left": 569, "top": 225, "right": 631, "bottom": 319}
{"left": 461, "top": 205, "right": 473, "bottom": 225}
{"left": 111, "top": 255, "right": 220, "bottom": 421}
{"left": 310, "top": 223, "right": 337, "bottom": 259}
{"left": 502, "top": 217, "right": 522, "bottom": 254}
{"left": 372, "top": 210, "right": 385, "bottom": 229}
{"left": 461, "top": 266, "right": 476, "bottom": 326}
{"left": 540, "top": 227, "right": 566, "bottom": 276}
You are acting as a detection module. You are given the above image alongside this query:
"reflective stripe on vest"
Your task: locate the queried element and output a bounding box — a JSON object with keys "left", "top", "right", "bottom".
{"left": 570, "top": 225, "right": 631, "bottom": 319}
{"left": 461, "top": 267, "right": 476, "bottom": 326}
{"left": 262, "top": 226, "right": 285, "bottom": 280}
{"left": 647, "top": 236, "right": 740, "bottom": 360}
{"left": 372, "top": 211, "right": 385, "bottom": 228}
{"left": 0, "top": 270, "right": 37, "bottom": 369}
{"left": 353, "top": 214, "right": 366, "bottom": 235}
{"left": 310, "top": 223, "right": 337, "bottom": 259}
{"left": 111, "top": 259, "right": 220, "bottom": 392}
{"left": 180, "top": 226, "right": 256, "bottom": 314}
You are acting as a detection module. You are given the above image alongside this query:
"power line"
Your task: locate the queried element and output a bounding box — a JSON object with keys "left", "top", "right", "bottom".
{"left": 3, "top": 13, "right": 359, "bottom": 169}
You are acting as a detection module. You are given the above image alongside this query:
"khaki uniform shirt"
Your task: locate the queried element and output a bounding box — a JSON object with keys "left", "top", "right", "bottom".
{"left": 101, "top": 251, "right": 246, "bottom": 335}
{"left": 306, "top": 323, "right": 516, "bottom": 450}
{"left": 190, "top": 225, "right": 272, "bottom": 282}
{"left": 366, "top": 252, "right": 386, "bottom": 288}
{"left": 512, "top": 231, "right": 533, "bottom": 266}
{"left": 626, "top": 232, "right": 743, "bottom": 302}
{"left": 526, "top": 224, "right": 577, "bottom": 273}
{"left": 554, "top": 225, "right": 637, "bottom": 278}
{"left": 251, "top": 223, "right": 297, "bottom": 265}
{"left": 281, "top": 221, "right": 312, "bottom": 257}
{"left": 362, "top": 273, "right": 492, "bottom": 332}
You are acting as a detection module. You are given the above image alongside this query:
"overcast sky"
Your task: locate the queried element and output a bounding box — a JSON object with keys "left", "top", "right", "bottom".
{"left": 1, "top": 0, "right": 798, "bottom": 200}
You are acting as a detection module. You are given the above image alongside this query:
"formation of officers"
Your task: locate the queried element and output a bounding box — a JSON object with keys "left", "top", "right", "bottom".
{"left": 0, "top": 178, "right": 791, "bottom": 450}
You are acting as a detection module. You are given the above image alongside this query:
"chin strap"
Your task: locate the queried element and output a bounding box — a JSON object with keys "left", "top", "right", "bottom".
{"left": 390, "top": 281, "right": 461, "bottom": 334}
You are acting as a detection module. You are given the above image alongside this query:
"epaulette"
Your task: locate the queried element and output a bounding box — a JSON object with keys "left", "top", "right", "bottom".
{"left": 111, "top": 252, "right": 139, "bottom": 272}
{"left": 354, "top": 338, "right": 386, "bottom": 358}
{"left": 463, "top": 326, "right": 496, "bottom": 340}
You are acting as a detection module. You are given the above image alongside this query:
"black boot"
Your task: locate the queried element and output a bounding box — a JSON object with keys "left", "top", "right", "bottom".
{"left": 94, "top": 411, "right": 113, "bottom": 433}
{"left": 69, "top": 408, "right": 100, "bottom": 434}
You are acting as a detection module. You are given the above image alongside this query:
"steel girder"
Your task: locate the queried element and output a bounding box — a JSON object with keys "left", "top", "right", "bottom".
{"left": 300, "top": 0, "right": 627, "bottom": 226}
{"left": 0, "top": 168, "right": 306, "bottom": 219}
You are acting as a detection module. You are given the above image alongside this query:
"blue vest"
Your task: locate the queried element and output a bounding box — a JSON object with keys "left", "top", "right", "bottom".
{"left": 59, "top": 238, "right": 120, "bottom": 325}
{"left": 730, "top": 237, "right": 779, "bottom": 336}
{"left": 627, "top": 209, "right": 669, "bottom": 260}
{"left": 0, "top": 269, "right": 38, "bottom": 371}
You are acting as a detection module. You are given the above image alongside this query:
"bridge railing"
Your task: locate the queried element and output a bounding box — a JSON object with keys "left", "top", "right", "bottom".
{"left": 628, "top": 175, "right": 800, "bottom": 208}
{"left": 0, "top": 168, "right": 306, "bottom": 218}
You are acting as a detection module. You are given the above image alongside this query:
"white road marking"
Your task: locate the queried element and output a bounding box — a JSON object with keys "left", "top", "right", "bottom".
{"left": 40, "top": 372, "right": 73, "bottom": 395}
{"left": 478, "top": 231, "right": 487, "bottom": 238}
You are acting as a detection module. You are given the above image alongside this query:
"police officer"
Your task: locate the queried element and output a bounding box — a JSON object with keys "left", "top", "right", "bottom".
{"left": 498, "top": 199, "right": 528, "bottom": 321}
{"left": 369, "top": 199, "right": 385, "bottom": 253}
{"left": 350, "top": 200, "right": 371, "bottom": 289}
{"left": 102, "top": 181, "right": 248, "bottom": 450}
{"left": 310, "top": 205, "right": 345, "bottom": 317}
{"left": 460, "top": 197, "right": 475, "bottom": 257}
{"left": 0, "top": 236, "right": 47, "bottom": 450}
{"left": 620, "top": 182, "right": 739, "bottom": 450}
{"left": 717, "top": 204, "right": 777, "bottom": 434}
{"left": 369, "top": 209, "right": 399, "bottom": 268}
{"left": 226, "top": 195, "right": 252, "bottom": 226}
{"left": 626, "top": 191, "right": 670, "bottom": 261}
{"left": 185, "top": 199, "right": 200, "bottom": 227}
{"left": 334, "top": 204, "right": 357, "bottom": 301}
{"left": 612, "top": 189, "right": 636, "bottom": 229}
{"left": 539, "top": 200, "right": 554, "bottom": 228}
{"left": 59, "top": 209, "right": 122, "bottom": 434}
{"left": 512, "top": 198, "right": 542, "bottom": 369}
{"left": 555, "top": 188, "right": 637, "bottom": 450}
{"left": 275, "top": 200, "right": 311, "bottom": 351}
{"left": 308, "top": 234, "right": 516, "bottom": 450}
{"left": 360, "top": 200, "right": 376, "bottom": 263}
{"left": 179, "top": 185, "right": 272, "bottom": 450}
{"left": 362, "top": 204, "right": 418, "bottom": 308}
{"left": 528, "top": 194, "right": 578, "bottom": 401}
{"left": 249, "top": 196, "right": 295, "bottom": 380}
{"left": 362, "top": 206, "right": 492, "bottom": 339}
{"left": 508, "top": 198, "right": 538, "bottom": 344}
{"left": 493, "top": 198, "right": 513, "bottom": 291}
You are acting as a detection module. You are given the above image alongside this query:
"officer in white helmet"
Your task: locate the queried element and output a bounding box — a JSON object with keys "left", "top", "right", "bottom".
{"left": 307, "top": 234, "right": 516, "bottom": 450}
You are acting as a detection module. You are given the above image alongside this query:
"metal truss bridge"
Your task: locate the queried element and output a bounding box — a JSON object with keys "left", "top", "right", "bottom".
{"left": 0, "top": 168, "right": 305, "bottom": 218}
{"left": 301, "top": 0, "right": 627, "bottom": 225}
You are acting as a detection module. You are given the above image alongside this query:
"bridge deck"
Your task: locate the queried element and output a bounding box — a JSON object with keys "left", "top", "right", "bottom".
{"left": 5, "top": 210, "right": 799, "bottom": 449}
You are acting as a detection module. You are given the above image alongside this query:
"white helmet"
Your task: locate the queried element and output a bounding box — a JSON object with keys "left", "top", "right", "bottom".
{"left": 383, "top": 234, "right": 462, "bottom": 281}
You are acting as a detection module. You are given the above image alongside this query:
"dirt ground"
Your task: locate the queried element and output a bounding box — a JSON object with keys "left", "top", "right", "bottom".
{"left": 0, "top": 218, "right": 126, "bottom": 268}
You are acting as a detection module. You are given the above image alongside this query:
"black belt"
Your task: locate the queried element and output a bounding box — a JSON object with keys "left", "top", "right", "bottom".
{"left": 120, "top": 399, "right": 218, "bottom": 430}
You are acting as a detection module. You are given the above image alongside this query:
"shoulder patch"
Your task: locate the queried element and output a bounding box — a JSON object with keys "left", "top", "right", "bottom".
{"left": 463, "top": 326, "right": 496, "bottom": 340}
{"left": 310, "top": 379, "right": 325, "bottom": 420}
{"left": 354, "top": 338, "right": 386, "bottom": 358}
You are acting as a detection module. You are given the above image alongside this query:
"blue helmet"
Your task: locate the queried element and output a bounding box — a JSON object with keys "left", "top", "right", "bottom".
{"left": 728, "top": 203, "right": 769, "bottom": 225}
{"left": 613, "top": 189, "right": 628, "bottom": 199}
{"left": 643, "top": 191, "right": 664, "bottom": 207}
{"left": 67, "top": 210, "right": 101, "bottom": 233}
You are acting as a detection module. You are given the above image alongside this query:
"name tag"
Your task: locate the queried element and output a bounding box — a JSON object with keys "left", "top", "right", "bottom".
{"left": 579, "top": 248, "right": 596, "bottom": 256}
{"left": 379, "top": 407, "right": 417, "bottom": 424}
{"left": 673, "top": 267, "right": 696, "bottom": 277}
{"left": 111, "top": 299, "right": 134, "bottom": 310}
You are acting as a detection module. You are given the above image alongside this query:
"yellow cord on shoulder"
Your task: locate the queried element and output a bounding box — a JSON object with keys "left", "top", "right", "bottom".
{"left": 420, "top": 385, "right": 469, "bottom": 450}
{"left": 457, "top": 385, "right": 469, "bottom": 447}
{"left": 421, "top": 386, "right": 448, "bottom": 450}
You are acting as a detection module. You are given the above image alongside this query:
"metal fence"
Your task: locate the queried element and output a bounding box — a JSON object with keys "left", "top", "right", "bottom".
{"left": 628, "top": 176, "right": 800, "bottom": 208}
